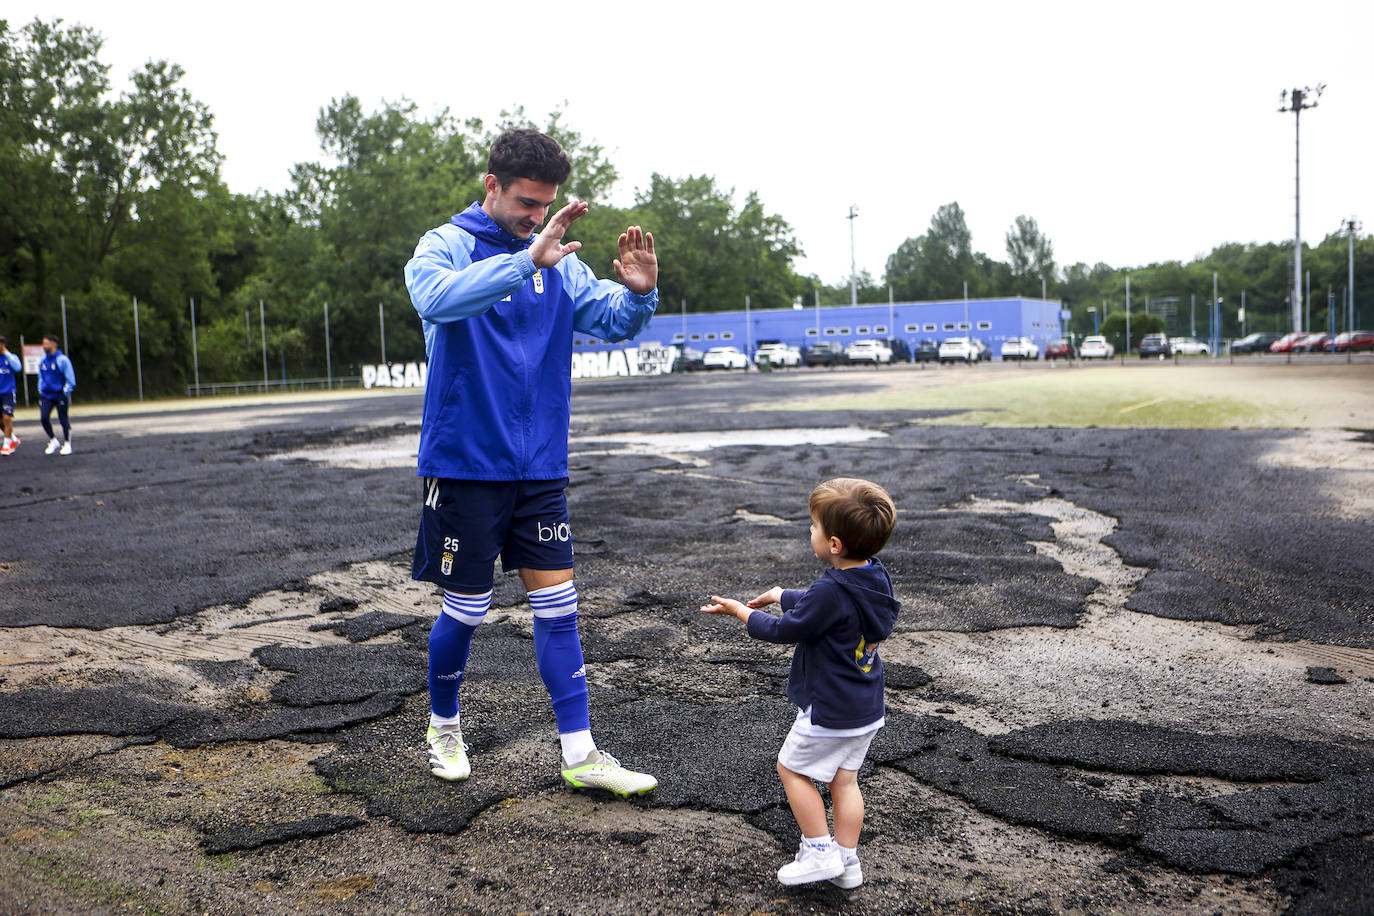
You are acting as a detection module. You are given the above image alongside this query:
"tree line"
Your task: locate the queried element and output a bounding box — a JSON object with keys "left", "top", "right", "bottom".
{"left": 2, "top": 18, "right": 1370, "bottom": 399}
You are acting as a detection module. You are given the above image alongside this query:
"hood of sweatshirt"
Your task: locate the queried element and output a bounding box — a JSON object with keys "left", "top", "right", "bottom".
{"left": 452, "top": 202, "right": 534, "bottom": 253}
{"left": 826, "top": 556, "right": 900, "bottom": 643}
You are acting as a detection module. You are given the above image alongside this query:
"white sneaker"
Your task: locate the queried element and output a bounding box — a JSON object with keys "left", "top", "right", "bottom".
{"left": 777, "top": 840, "right": 844, "bottom": 885}
{"left": 45, "top": 438, "right": 61, "bottom": 454}
{"left": 829, "top": 859, "right": 863, "bottom": 889}
{"left": 59, "top": 440, "right": 72, "bottom": 455}
{"left": 426, "top": 724, "right": 470, "bottom": 781}
{"left": 560, "top": 748, "right": 657, "bottom": 796}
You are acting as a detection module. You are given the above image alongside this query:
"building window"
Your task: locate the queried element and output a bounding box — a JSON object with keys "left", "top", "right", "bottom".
{"left": 705, "top": 333, "right": 717, "bottom": 341}
{"left": 958, "top": 322, "right": 970, "bottom": 331}
{"left": 857, "top": 326, "right": 870, "bottom": 335}
{"left": 721, "top": 331, "right": 734, "bottom": 340}
{"left": 874, "top": 325, "right": 887, "bottom": 334}
{"left": 905, "top": 323, "right": 919, "bottom": 333}
{"left": 943, "top": 322, "right": 956, "bottom": 331}
{"left": 689, "top": 333, "right": 702, "bottom": 341}
{"left": 672, "top": 333, "right": 685, "bottom": 342}
{"left": 924, "top": 323, "right": 937, "bottom": 332}
{"left": 977, "top": 321, "right": 991, "bottom": 330}
{"left": 824, "top": 328, "right": 837, "bottom": 336}
{"left": 806, "top": 328, "right": 819, "bottom": 336}
{"left": 839, "top": 327, "right": 851, "bottom": 335}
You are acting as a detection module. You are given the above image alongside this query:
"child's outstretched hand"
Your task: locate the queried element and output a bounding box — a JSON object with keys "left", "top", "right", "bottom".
{"left": 747, "top": 587, "right": 783, "bottom": 608}
{"left": 699, "top": 595, "right": 749, "bottom": 618}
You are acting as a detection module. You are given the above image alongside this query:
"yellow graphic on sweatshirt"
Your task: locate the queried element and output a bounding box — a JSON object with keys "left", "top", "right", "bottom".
{"left": 855, "top": 637, "right": 880, "bottom": 673}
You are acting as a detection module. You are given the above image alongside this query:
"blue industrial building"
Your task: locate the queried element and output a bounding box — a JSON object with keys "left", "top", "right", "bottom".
{"left": 571, "top": 297, "right": 1065, "bottom": 357}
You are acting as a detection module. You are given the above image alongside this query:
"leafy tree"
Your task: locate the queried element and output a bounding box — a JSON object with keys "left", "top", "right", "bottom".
{"left": 0, "top": 17, "right": 229, "bottom": 397}
{"left": 629, "top": 174, "right": 802, "bottom": 313}
{"left": 1100, "top": 310, "right": 1164, "bottom": 353}
{"left": 1005, "top": 215, "right": 1055, "bottom": 293}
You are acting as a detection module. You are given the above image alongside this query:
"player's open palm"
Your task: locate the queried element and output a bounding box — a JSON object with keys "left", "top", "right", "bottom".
{"left": 614, "top": 226, "right": 657, "bottom": 294}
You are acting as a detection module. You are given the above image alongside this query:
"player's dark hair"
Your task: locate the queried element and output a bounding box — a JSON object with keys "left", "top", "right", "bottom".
{"left": 809, "top": 478, "right": 897, "bottom": 559}
{"left": 43, "top": 334, "right": 59, "bottom": 345}
{"left": 0, "top": 336, "right": 6, "bottom": 347}
{"left": 488, "top": 129, "right": 571, "bottom": 189}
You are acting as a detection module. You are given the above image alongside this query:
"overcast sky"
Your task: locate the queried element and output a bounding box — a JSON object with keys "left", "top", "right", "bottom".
{"left": 10, "top": 1, "right": 1371, "bottom": 288}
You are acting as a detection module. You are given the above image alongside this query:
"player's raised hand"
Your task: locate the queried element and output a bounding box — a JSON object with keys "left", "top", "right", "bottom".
{"left": 614, "top": 226, "right": 657, "bottom": 294}
{"left": 529, "top": 199, "right": 589, "bottom": 269}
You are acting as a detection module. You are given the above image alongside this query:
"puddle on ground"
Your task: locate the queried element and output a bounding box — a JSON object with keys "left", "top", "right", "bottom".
{"left": 276, "top": 427, "right": 888, "bottom": 469}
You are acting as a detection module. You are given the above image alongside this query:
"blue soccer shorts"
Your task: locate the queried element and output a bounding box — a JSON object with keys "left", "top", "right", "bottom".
{"left": 412, "top": 477, "right": 574, "bottom": 592}
{"left": 0, "top": 392, "right": 14, "bottom": 416}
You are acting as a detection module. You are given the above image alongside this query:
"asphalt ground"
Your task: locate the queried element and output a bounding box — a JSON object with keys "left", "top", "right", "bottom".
{"left": 0, "top": 359, "right": 1371, "bottom": 915}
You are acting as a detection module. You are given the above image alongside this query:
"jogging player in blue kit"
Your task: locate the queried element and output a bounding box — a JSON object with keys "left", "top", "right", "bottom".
{"left": 0, "top": 336, "right": 21, "bottom": 455}
{"left": 405, "top": 128, "right": 659, "bottom": 795}
{"left": 38, "top": 335, "right": 76, "bottom": 455}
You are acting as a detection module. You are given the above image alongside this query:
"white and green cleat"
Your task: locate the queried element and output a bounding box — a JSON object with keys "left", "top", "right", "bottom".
{"left": 426, "top": 724, "right": 470, "bottom": 781}
{"left": 561, "top": 749, "right": 657, "bottom": 796}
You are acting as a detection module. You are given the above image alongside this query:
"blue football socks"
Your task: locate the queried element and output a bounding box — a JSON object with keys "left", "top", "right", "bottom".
{"left": 529, "top": 582, "right": 590, "bottom": 735}
{"left": 428, "top": 589, "right": 491, "bottom": 725}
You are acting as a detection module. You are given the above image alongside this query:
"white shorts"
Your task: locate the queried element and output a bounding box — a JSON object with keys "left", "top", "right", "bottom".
{"left": 778, "top": 724, "right": 878, "bottom": 783}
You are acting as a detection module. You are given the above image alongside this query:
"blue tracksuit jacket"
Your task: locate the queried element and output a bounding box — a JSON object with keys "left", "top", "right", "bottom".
{"left": 0, "top": 352, "right": 19, "bottom": 395}
{"left": 405, "top": 203, "right": 657, "bottom": 481}
{"left": 38, "top": 350, "right": 76, "bottom": 399}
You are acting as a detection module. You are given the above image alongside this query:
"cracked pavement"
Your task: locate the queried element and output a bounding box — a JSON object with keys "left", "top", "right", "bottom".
{"left": 1, "top": 366, "right": 1372, "bottom": 915}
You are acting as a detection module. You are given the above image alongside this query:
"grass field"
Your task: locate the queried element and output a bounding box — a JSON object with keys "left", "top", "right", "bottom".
{"left": 758, "top": 361, "right": 1374, "bottom": 429}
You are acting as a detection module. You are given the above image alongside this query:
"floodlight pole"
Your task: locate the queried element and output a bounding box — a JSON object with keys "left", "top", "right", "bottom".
{"left": 1347, "top": 218, "right": 1360, "bottom": 332}
{"left": 847, "top": 205, "right": 859, "bottom": 307}
{"left": 1279, "top": 84, "right": 1323, "bottom": 333}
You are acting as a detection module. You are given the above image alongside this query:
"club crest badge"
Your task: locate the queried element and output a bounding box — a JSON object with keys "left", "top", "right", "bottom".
{"left": 532, "top": 269, "right": 544, "bottom": 294}
{"left": 441, "top": 552, "right": 453, "bottom": 576}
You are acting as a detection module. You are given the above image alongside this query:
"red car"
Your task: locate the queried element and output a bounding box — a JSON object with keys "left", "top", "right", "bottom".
{"left": 1333, "top": 330, "right": 1374, "bottom": 352}
{"left": 1269, "top": 332, "right": 1308, "bottom": 353}
{"left": 1044, "top": 338, "right": 1076, "bottom": 360}
{"left": 1292, "top": 332, "right": 1331, "bottom": 352}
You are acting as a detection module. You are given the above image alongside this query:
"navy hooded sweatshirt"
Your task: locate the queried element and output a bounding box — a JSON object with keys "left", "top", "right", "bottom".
{"left": 746, "top": 557, "right": 901, "bottom": 729}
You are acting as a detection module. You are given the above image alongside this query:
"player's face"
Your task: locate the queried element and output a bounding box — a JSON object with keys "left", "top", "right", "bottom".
{"left": 484, "top": 176, "right": 559, "bottom": 239}
{"left": 42, "top": 339, "right": 56, "bottom": 354}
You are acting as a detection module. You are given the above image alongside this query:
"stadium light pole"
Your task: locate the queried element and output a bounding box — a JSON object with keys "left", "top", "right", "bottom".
{"left": 1346, "top": 218, "right": 1360, "bottom": 332}
{"left": 847, "top": 205, "right": 859, "bottom": 307}
{"left": 1279, "top": 84, "right": 1323, "bottom": 333}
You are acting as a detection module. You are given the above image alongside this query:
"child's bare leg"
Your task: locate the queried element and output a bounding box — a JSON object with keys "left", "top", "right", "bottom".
{"left": 829, "top": 767, "right": 864, "bottom": 848}
{"left": 777, "top": 760, "right": 829, "bottom": 838}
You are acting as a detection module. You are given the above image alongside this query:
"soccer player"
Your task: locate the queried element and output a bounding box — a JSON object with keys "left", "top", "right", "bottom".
{"left": 38, "top": 335, "right": 76, "bottom": 455}
{"left": 404, "top": 128, "right": 659, "bottom": 795}
{"left": 0, "top": 337, "right": 21, "bottom": 455}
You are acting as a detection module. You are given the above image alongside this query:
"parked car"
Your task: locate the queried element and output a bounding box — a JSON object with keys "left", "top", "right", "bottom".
{"left": 1333, "top": 330, "right": 1374, "bottom": 352}
{"left": 701, "top": 346, "right": 749, "bottom": 370}
{"left": 938, "top": 337, "right": 978, "bottom": 364}
{"left": 1268, "top": 332, "right": 1308, "bottom": 353}
{"left": 1139, "top": 333, "right": 1171, "bottom": 358}
{"left": 1044, "top": 338, "right": 1076, "bottom": 360}
{"left": 753, "top": 342, "right": 801, "bottom": 368}
{"left": 1080, "top": 335, "right": 1115, "bottom": 359}
{"left": 1170, "top": 337, "right": 1210, "bottom": 356}
{"left": 844, "top": 339, "right": 893, "bottom": 364}
{"left": 1292, "top": 332, "right": 1331, "bottom": 352}
{"left": 885, "top": 339, "right": 913, "bottom": 362}
{"left": 672, "top": 346, "right": 705, "bottom": 372}
{"left": 802, "top": 341, "right": 846, "bottom": 366}
{"left": 1230, "top": 332, "right": 1283, "bottom": 354}
{"left": 913, "top": 340, "right": 940, "bottom": 362}
{"left": 1000, "top": 337, "right": 1040, "bottom": 360}
{"left": 972, "top": 339, "right": 992, "bottom": 361}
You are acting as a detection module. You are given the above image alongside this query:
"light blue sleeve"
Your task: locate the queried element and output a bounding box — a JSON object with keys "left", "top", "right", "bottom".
{"left": 4, "top": 353, "right": 18, "bottom": 373}
{"left": 58, "top": 354, "right": 75, "bottom": 393}
{"left": 404, "top": 225, "right": 538, "bottom": 326}
{"left": 560, "top": 253, "right": 659, "bottom": 343}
